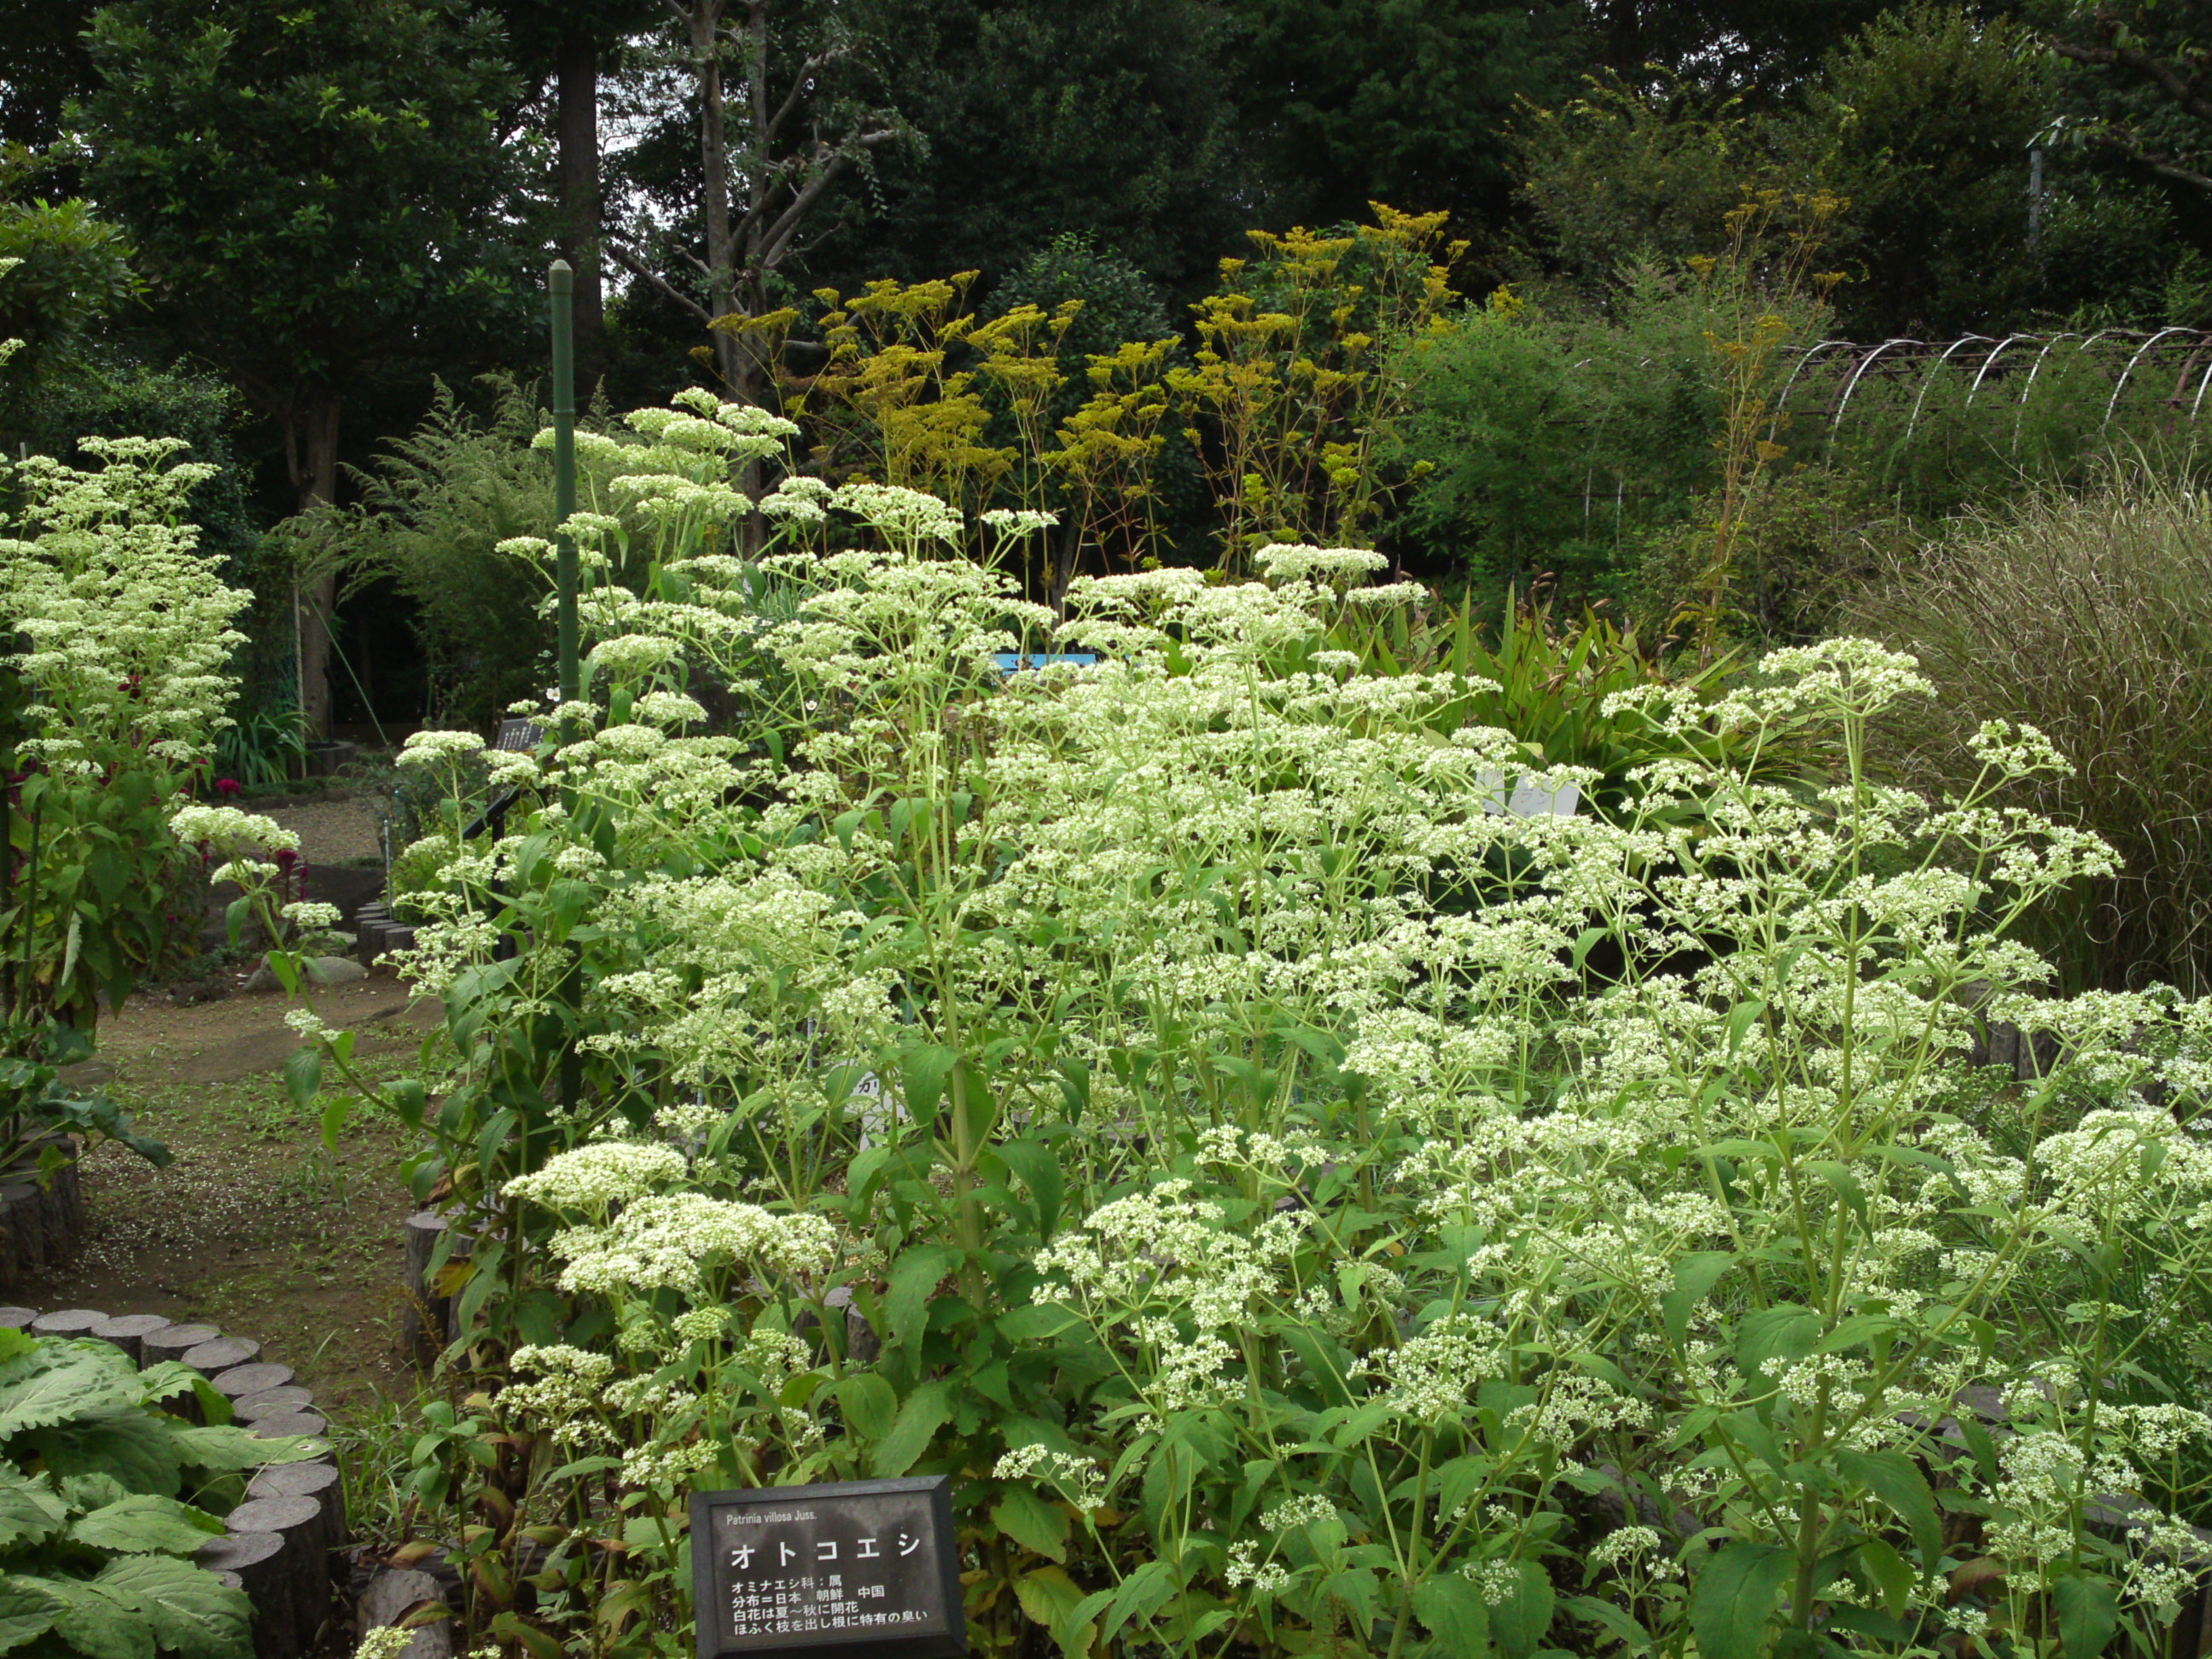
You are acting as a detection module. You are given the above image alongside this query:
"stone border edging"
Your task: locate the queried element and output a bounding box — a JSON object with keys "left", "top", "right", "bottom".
{"left": 0, "top": 1305, "right": 341, "bottom": 1659}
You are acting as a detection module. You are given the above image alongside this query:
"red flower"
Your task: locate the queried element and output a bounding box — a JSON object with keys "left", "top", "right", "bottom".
{"left": 214, "top": 777, "right": 242, "bottom": 796}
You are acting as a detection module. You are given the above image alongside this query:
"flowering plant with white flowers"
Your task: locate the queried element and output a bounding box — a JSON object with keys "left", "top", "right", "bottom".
{"left": 1, "top": 437, "right": 248, "bottom": 1034}
{"left": 284, "top": 394, "right": 2212, "bottom": 1659}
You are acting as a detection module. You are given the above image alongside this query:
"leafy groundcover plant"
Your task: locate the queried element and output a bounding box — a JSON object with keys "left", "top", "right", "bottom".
{"left": 208, "top": 390, "right": 2212, "bottom": 1659}
{"left": 0, "top": 1330, "right": 316, "bottom": 1659}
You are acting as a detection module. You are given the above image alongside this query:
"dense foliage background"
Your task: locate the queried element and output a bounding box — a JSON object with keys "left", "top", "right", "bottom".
{"left": 3, "top": 0, "right": 2211, "bottom": 723}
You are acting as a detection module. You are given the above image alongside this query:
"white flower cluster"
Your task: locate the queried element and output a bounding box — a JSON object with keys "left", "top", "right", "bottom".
{"left": 550, "top": 1193, "right": 837, "bottom": 1295}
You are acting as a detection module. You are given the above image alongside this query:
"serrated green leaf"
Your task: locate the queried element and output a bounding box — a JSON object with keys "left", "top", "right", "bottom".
{"left": 69, "top": 1494, "right": 221, "bottom": 1556}
{"left": 992, "top": 1485, "right": 1070, "bottom": 1563}
{"left": 997, "top": 1139, "right": 1064, "bottom": 1238}
{"left": 996, "top": 1303, "right": 1081, "bottom": 1343}
{"left": 1412, "top": 1573, "right": 1490, "bottom": 1658}
{"left": 1836, "top": 1447, "right": 1941, "bottom": 1569}
{"left": 1487, "top": 1560, "right": 1553, "bottom": 1659}
{"left": 1688, "top": 1540, "right": 1790, "bottom": 1659}
{"left": 1857, "top": 1539, "right": 1915, "bottom": 1619}
{"left": 1662, "top": 1252, "right": 1736, "bottom": 1345}
{"left": 870, "top": 1380, "right": 951, "bottom": 1479}
{"left": 0, "top": 1359, "right": 137, "bottom": 1439}
{"left": 1013, "top": 1565, "right": 1094, "bottom": 1658}
{"left": 27, "top": 1412, "right": 180, "bottom": 1498}
{"left": 169, "top": 1426, "right": 318, "bottom": 1472}
{"left": 0, "top": 1470, "right": 64, "bottom": 1550}
{"left": 0, "top": 1575, "right": 63, "bottom": 1654}
{"left": 831, "top": 1373, "right": 898, "bottom": 1444}
{"left": 91, "top": 1554, "right": 251, "bottom": 1659}
{"left": 44, "top": 1578, "right": 154, "bottom": 1659}
{"left": 883, "top": 1245, "right": 960, "bottom": 1356}
{"left": 1101, "top": 1559, "right": 1175, "bottom": 1644}
{"left": 2055, "top": 1574, "right": 2120, "bottom": 1659}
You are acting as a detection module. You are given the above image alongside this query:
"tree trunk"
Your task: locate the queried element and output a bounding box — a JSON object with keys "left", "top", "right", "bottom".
{"left": 284, "top": 393, "right": 342, "bottom": 739}
{"left": 691, "top": 0, "right": 745, "bottom": 391}
{"left": 556, "top": 23, "right": 603, "bottom": 376}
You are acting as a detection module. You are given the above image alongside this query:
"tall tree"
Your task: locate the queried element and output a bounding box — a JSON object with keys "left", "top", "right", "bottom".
{"left": 0, "top": 1, "right": 97, "bottom": 151}
{"left": 2040, "top": 0, "right": 2212, "bottom": 199}
{"left": 485, "top": 0, "right": 659, "bottom": 371}
{"left": 607, "top": 0, "right": 905, "bottom": 400}
{"left": 75, "top": 0, "right": 534, "bottom": 732}
{"left": 807, "top": 0, "right": 1249, "bottom": 300}
{"left": 1586, "top": 0, "right": 1896, "bottom": 99}
{"left": 1221, "top": 0, "right": 1585, "bottom": 236}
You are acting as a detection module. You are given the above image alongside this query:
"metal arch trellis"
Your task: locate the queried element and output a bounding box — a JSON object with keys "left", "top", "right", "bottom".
{"left": 2105, "top": 326, "right": 2197, "bottom": 428}
{"left": 1774, "top": 328, "right": 2212, "bottom": 460}
{"left": 1767, "top": 339, "right": 1856, "bottom": 445}
{"left": 1825, "top": 338, "right": 1924, "bottom": 460}
{"left": 1902, "top": 334, "right": 1996, "bottom": 445}
{"left": 1966, "top": 334, "right": 2033, "bottom": 406}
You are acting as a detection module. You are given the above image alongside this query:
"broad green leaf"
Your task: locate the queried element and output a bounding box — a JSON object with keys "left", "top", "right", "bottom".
{"left": 1100, "top": 1559, "right": 1175, "bottom": 1644}
{"left": 992, "top": 1485, "right": 1070, "bottom": 1563}
{"left": 1688, "top": 1540, "right": 1791, "bottom": 1659}
{"left": 996, "top": 1303, "right": 1082, "bottom": 1343}
{"left": 2054, "top": 1574, "right": 2120, "bottom": 1659}
{"left": 1808, "top": 1160, "right": 1869, "bottom": 1229}
{"left": 27, "top": 1413, "right": 181, "bottom": 1498}
{"left": 0, "top": 1471, "right": 64, "bottom": 1549}
{"left": 282, "top": 1045, "right": 322, "bottom": 1116}
{"left": 44, "top": 1578, "right": 154, "bottom": 1659}
{"left": 1735, "top": 1305, "right": 1819, "bottom": 1380}
{"left": 1412, "top": 1574, "right": 1490, "bottom": 1658}
{"left": 1662, "top": 1253, "right": 1736, "bottom": 1345}
{"left": 0, "top": 1575, "right": 62, "bottom": 1654}
{"left": 93, "top": 1554, "right": 251, "bottom": 1659}
{"left": 1836, "top": 1447, "right": 1941, "bottom": 1568}
{"left": 0, "top": 1358, "right": 137, "bottom": 1438}
{"left": 897, "top": 1045, "right": 958, "bottom": 1126}
{"left": 69, "top": 1494, "right": 221, "bottom": 1556}
{"left": 1857, "top": 1539, "right": 1915, "bottom": 1618}
{"left": 1563, "top": 1593, "right": 1650, "bottom": 1652}
{"left": 883, "top": 1245, "right": 960, "bottom": 1356}
{"left": 1487, "top": 1560, "right": 1553, "bottom": 1659}
{"left": 1013, "top": 1565, "right": 1094, "bottom": 1659}
{"left": 171, "top": 1427, "right": 320, "bottom": 1471}
{"left": 831, "top": 1373, "right": 898, "bottom": 1445}
{"left": 870, "top": 1381, "right": 952, "bottom": 1479}
{"left": 997, "top": 1139, "right": 1064, "bottom": 1239}
{"left": 58, "top": 1475, "right": 129, "bottom": 1514}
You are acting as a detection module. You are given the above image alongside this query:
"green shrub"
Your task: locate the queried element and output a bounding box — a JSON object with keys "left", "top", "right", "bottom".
{"left": 1846, "top": 471, "right": 2212, "bottom": 994}
{"left": 0, "top": 1329, "right": 315, "bottom": 1659}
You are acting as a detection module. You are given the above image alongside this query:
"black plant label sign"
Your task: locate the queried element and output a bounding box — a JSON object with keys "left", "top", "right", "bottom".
{"left": 690, "top": 1476, "right": 965, "bottom": 1659}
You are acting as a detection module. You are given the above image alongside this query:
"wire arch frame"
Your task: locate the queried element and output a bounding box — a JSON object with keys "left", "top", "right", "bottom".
{"left": 1825, "top": 339, "right": 1923, "bottom": 458}
{"left": 1902, "top": 334, "right": 1996, "bottom": 445}
{"left": 1966, "top": 335, "right": 2033, "bottom": 407}
{"left": 2009, "top": 333, "right": 2083, "bottom": 455}
{"left": 2104, "top": 327, "right": 2197, "bottom": 428}
{"left": 1767, "top": 339, "right": 1855, "bottom": 445}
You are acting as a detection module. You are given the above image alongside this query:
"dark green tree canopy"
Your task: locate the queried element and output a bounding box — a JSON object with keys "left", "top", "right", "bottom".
{"left": 795, "top": 0, "right": 1249, "bottom": 298}
{"left": 73, "top": 0, "right": 534, "bottom": 428}
{"left": 1221, "top": 0, "right": 1586, "bottom": 236}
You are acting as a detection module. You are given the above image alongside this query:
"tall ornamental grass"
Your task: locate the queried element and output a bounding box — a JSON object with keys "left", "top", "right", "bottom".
{"left": 202, "top": 393, "right": 2212, "bottom": 1659}
{"left": 1848, "top": 474, "right": 2212, "bottom": 996}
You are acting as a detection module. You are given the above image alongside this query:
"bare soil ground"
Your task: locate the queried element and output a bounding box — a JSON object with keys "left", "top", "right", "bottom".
{"left": 17, "top": 790, "right": 433, "bottom": 1437}
{"left": 26, "top": 976, "right": 443, "bottom": 1417}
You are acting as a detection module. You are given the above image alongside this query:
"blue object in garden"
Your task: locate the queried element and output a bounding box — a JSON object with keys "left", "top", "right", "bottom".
{"left": 992, "top": 652, "right": 1098, "bottom": 674}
